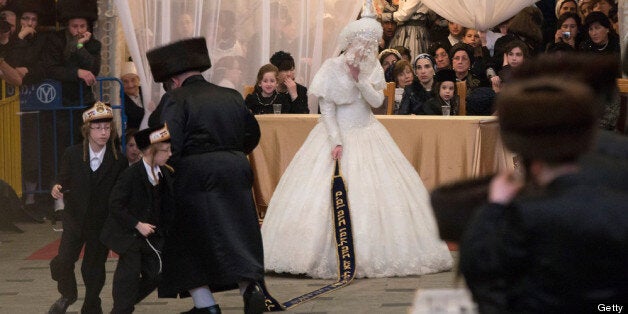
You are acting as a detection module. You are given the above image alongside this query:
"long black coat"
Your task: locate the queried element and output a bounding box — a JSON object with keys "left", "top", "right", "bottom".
{"left": 155, "top": 75, "right": 263, "bottom": 296}
{"left": 123, "top": 87, "right": 145, "bottom": 130}
{"left": 56, "top": 144, "right": 127, "bottom": 235}
{"left": 460, "top": 174, "right": 628, "bottom": 312}
{"left": 100, "top": 162, "right": 174, "bottom": 255}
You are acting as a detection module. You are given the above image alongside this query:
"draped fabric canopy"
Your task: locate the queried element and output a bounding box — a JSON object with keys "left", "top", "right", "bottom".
{"left": 113, "top": 0, "right": 363, "bottom": 114}
{"left": 422, "top": 0, "right": 538, "bottom": 31}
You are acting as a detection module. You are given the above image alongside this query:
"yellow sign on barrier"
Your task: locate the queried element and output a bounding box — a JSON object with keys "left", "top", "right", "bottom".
{"left": 0, "top": 80, "right": 22, "bottom": 196}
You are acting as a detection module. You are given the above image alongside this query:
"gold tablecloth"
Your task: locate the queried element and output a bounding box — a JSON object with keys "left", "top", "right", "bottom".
{"left": 250, "top": 114, "right": 513, "bottom": 214}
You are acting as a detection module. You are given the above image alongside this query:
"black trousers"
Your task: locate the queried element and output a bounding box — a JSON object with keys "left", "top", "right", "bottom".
{"left": 111, "top": 237, "right": 162, "bottom": 314}
{"left": 50, "top": 225, "right": 109, "bottom": 313}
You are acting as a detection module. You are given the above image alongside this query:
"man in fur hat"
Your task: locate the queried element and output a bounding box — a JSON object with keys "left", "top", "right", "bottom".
{"left": 44, "top": 0, "right": 100, "bottom": 148}
{"left": 49, "top": 102, "right": 127, "bottom": 314}
{"left": 458, "top": 78, "right": 628, "bottom": 312}
{"left": 146, "top": 37, "right": 264, "bottom": 314}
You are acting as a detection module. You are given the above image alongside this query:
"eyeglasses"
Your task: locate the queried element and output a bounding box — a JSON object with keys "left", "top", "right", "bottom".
{"left": 90, "top": 126, "right": 112, "bottom": 131}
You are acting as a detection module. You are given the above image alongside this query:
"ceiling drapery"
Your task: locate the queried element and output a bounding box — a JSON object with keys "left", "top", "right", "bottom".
{"left": 421, "top": 0, "right": 538, "bottom": 31}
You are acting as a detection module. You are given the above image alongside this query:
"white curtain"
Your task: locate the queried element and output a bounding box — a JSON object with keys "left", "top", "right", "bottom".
{"left": 421, "top": 0, "right": 538, "bottom": 31}
{"left": 113, "top": 0, "right": 363, "bottom": 113}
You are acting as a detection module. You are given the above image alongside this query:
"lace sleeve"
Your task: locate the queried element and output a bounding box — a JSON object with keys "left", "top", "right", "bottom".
{"left": 319, "top": 97, "right": 342, "bottom": 147}
{"left": 356, "top": 62, "right": 385, "bottom": 108}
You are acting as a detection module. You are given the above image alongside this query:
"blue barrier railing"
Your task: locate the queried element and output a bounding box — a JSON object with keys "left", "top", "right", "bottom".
{"left": 19, "top": 77, "right": 126, "bottom": 196}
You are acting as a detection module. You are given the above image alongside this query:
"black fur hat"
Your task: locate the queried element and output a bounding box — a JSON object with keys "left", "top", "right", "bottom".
{"left": 434, "top": 69, "right": 456, "bottom": 83}
{"left": 497, "top": 77, "right": 597, "bottom": 163}
{"left": 146, "top": 37, "right": 211, "bottom": 82}
{"left": 16, "top": 0, "right": 42, "bottom": 17}
{"left": 57, "top": 0, "right": 98, "bottom": 23}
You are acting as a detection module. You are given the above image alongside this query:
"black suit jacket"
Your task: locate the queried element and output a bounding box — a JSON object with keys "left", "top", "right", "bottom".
{"left": 101, "top": 162, "right": 174, "bottom": 255}
{"left": 124, "top": 88, "right": 145, "bottom": 129}
{"left": 56, "top": 144, "right": 127, "bottom": 235}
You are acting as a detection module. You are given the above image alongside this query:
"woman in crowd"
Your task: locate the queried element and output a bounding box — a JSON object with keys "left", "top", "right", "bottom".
{"left": 450, "top": 43, "right": 487, "bottom": 93}
{"left": 547, "top": 12, "right": 582, "bottom": 52}
{"left": 398, "top": 53, "right": 436, "bottom": 115}
{"left": 378, "top": 48, "right": 401, "bottom": 81}
{"left": 556, "top": 0, "right": 578, "bottom": 18}
{"left": 392, "top": 59, "right": 414, "bottom": 90}
{"left": 579, "top": 11, "right": 620, "bottom": 55}
{"left": 428, "top": 41, "right": 450, "bottom": 69}
{"left": 493, "top": 40, "right": 530, "bottom": 93}
{"left": 591, "top": 0, "right": 618, "bottom": 31}
{"left": 262, "top": 8, "right": 452, "bottom": 279}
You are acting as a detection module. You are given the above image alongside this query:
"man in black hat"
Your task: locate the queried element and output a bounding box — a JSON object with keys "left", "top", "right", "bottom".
{"left": 458, "top": 78, "right": 628, "bottom": 313}
{"left": 146, "top": 37, "right": 264, "bottom": 314}
{"left": 44, "top": 0, "right": 100, "bottom": 150}
{"left": 49, "top": 102, "right": 127, "bottom": 314}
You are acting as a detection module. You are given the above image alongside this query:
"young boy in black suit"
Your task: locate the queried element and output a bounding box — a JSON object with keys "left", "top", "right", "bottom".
{"left": 49, "top": 102, "right": 127, "bottom": 314}
{"left": 101, "top": 123, "right": 174, "bottom": 314}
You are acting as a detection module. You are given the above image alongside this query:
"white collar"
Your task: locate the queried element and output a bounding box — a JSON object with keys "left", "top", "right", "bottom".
{"left": 142, "top": 158, "right": 161, "bottom": 186}
{"left": 89, "top": 144, "right": 106, "bottom": 162}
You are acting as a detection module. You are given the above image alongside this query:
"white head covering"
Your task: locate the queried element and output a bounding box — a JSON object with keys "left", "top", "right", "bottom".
{"left": 121, "top": 61, "right": 138, "bottom": 77}
{"left": 555, "top": 0, "right": 578, "bottom": 18}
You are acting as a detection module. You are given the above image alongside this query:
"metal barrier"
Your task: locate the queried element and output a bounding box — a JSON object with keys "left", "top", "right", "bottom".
{"left": 18, "top": 77, "right": 126, "bottom": 198}
{"left": 0, "top": 80, "right": 22, "bottom": 196}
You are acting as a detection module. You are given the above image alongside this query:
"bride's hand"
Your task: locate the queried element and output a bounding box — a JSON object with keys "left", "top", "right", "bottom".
{"left": 332, "top": 145, "right": 343, "bottom": 160}
{"left": 348, "top": 64, "right": 360, "bottom": 81}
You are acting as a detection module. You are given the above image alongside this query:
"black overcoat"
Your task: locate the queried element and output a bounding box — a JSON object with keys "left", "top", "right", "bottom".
{"left": 156, "top": 75, "right": 263, "bottom": 296}
{"left": 100, "top": 162, "right": 174, "bottom": 255}
{"left": 56, "top": 144, "right": 127, "bottom": 235}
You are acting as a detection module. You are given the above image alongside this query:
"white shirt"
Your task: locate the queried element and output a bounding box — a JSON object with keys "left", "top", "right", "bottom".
{"left": 89, "top": 145, "right": 106, "bottom": 171}
{"left": 142, "top": 159, "right": 162, "bottom": 186}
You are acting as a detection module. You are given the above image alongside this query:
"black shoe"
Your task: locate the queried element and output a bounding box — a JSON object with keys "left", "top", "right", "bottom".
{"left": 243, "top": 282, "right": 265, "bottom": 314}
{"left": 48, "top": 297, "right": 76, "bottom": 314}
{"left": 180, "top": 304, "right": 221, "bottom": 313}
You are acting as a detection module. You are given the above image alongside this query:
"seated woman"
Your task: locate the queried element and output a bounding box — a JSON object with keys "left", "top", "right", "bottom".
{"left": 424, "top": 69, "right": 458, "bottom": 115}
{"left": 378, "top": 48, "right": 401, "bottom": 82}
{"left": 546, "top": 12, "right": 582, "bottom": 52}
{"left": 398, "top": 53, "right": 436, "bottom": 115}
{"left": 428, "top": 41, "right": 451, "bottom": 70}
{"left": 245, "top": 63, "right": 294, "bottom": 114}
{"left": 579, "top": 11, "right": 619, "bottom": 55}
{"left": 392, "top": 59, "right": 414, "bottom": 90}
{"left": 450, "top": 43, "right": 488, "bottom": 93}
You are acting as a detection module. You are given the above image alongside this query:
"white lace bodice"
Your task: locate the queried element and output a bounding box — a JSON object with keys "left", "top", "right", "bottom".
{"left": 309, "top": 56, "right": 386, "bottom": 146}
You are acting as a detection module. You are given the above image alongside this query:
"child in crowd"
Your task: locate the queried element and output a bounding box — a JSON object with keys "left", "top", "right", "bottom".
{"left": 101, "top": 123, "right": 174, "bottom": 314}
{"left": 49, "top": 102, "right": 127, "bottom": 314}
{"left": 245, "top": 63, "right": 292, "bottom": 114}
{"left": 424, "top": 69, "right": 458, "bottom": 115}
{"left": 124, "top": 128, "right": 141, "bottom": 165}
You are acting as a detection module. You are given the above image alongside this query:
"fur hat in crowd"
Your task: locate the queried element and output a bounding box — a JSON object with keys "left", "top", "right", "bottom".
{"left": 57, "top": 0, "right": 98, "bottom": 23}
{"left": 497, "top": 77, "right": 597, "bottom": 163}
{"left": 434, "top": 69, "right": 456, "bottom": 83}
{"left": 146, "top": 37, "right": 211, "bottom": 82}
{"left": 82, "top": 101, "right": 113, "bottom": 123}
{"left": 16, "top": 0, "right": 42, "bottom": 18}
{"left": 134, "top": 123, "right": 171, "bottom": 151}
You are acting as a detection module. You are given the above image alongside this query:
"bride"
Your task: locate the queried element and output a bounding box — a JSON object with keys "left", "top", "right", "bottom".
{"left": 261, "top": 2, "right": 453, "bottom": 279}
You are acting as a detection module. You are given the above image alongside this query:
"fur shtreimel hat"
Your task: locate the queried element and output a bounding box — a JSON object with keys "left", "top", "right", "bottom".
{"left": 16, "top": 0, "right": 42, "bottom": 17}
{"left": 146, "top": 37, "right": 211, "bottom": 82}
{"left": 434, "top": 69, "right": 456, "bottom": 83}
{"left": 82, "top": 101, "right": 113, "bottom": 123}
{"left": 135, "top": 123, "right": 171, "bottom": 151}
{"left": 57, "top": 0, "right": 98, "bottom": 23}
{"left": 497, "top": 77, "right": 597, "bottom": 163}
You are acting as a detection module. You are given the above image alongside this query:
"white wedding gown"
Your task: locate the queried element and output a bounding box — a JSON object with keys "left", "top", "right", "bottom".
{"left": 261, "top": 56, "right": 453, "bottom": 279}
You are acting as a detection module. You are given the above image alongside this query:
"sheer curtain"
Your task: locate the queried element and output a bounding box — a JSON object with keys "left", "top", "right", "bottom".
{"left": 113, "top": 0, "right": 363, "bottom": 113}
{"left": 421, "top": 0, "right": 537, "bottom": 31}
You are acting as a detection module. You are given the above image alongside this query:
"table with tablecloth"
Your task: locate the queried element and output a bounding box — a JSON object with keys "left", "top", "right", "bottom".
{"left": 249, "top": 114, "right": 514, "bottom": 216}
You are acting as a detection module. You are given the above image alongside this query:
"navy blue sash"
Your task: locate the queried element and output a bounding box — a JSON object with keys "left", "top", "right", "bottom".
{"left": 261, "top": 160, "right": 357, "bottom": 311}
